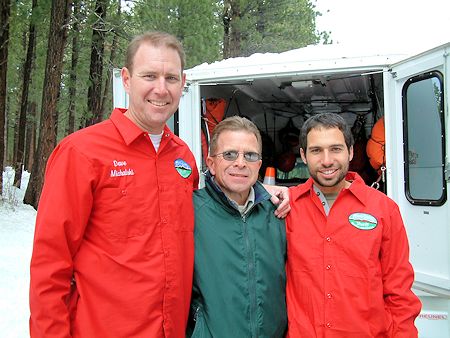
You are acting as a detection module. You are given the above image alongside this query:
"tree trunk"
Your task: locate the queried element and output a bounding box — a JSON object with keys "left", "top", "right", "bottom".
{"left": 24, "top": 101, "right": 37, "bottom": 172}
{"left": 24, "top": 0, "right": 71, "bottom": 208}
{"left": 0, "top": 0, "right": 11, "bottom": 194}
{"left": 67, "top": 0, "right": 79, "bottom": 135}
{"left": 85, "top": 0, "right": 107, "bottom": 127}
{"left": 222, "top": 0, "right": 231, "bottom": 59}
{"left": 14, "top": 0, "right": 38, "bottom": 187}
{"left": 222, "top": 0, "right": 242, "bottom": 58}
{"left": 256, "top": 0, "right": 265, "bottom": 34}
{"left": 100, "top": 0, "right": 120, "bottom": 115}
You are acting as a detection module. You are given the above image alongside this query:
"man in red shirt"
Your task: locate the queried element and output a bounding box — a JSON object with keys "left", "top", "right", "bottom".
{"left": 286, "top": 113, "right": 421, "bottom": 337}
{"left": 29, "top": 31, "right": 198, "bottom": 338}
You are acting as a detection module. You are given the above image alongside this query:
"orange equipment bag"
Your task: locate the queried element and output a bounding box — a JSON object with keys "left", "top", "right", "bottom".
{"left": 201, "top": 98, "right": 227, "bottom": 161}
{"left": 366, "top": 117, "right": 385, "bottom": 172}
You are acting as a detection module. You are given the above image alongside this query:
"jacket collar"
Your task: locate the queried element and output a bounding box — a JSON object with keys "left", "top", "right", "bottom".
{"left": 204, "top": 171, "right": 271, "bottom": 212}
{"left": 292, "top": 171, "right": 368, "bottom": 206}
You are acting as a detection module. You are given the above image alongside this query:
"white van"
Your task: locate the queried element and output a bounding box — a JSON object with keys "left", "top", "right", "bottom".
{"left": 113, "top": 42, "right": 450, "bottom": 337}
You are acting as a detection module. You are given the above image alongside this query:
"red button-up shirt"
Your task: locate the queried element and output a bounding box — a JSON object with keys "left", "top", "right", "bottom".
{"left": 30, "top": 108, "right": 199, "bottom": 338}
{"left": 286, "top": 172, "right": 421, "bottom": 338}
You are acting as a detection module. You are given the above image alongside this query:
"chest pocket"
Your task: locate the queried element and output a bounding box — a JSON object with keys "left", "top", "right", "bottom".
{"left": 336, "top": 221, "right": 382, "bottom": 278}
{"left": 159, "top": 178, "right": 194, "bottom": 232}
{"left": 92, "top": 171, "right": 194, "bottom": 239}
{"left": 92, "top": 182, "right": 157, "bottom": 239}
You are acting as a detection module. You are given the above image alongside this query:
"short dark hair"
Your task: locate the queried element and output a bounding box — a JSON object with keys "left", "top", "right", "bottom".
{"left": 209, "top": 116, "right": 262, "bottom": 155}
{"left": 300, "top": 113, "right": 354, "bottom": 150}
{"left": 125, "top": 31, "right": 185, "bottom": 74}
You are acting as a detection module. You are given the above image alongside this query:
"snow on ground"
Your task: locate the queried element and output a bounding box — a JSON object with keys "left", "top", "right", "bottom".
{"left": 1, "top": 168, "right": 36, "bottom": 338}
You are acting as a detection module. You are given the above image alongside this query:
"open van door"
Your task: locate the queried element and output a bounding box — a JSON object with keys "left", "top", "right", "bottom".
{"left": 385, "top": 43, "right": 449, "bottom": 337}
{"left": 179, "top": 83, "right": 203, "bottom": 176}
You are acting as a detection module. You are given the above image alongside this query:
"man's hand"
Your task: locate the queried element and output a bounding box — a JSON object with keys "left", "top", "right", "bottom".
{"left": 263, "top": 184, "right": 290, "bottom": 219}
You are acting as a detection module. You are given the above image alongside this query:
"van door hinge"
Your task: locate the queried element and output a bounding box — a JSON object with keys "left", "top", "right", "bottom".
{"left": 389, "top": 69, "right": 397, "bottom": 78}
{"left": 445, "top": 161, "right": 450, "bottom": 181}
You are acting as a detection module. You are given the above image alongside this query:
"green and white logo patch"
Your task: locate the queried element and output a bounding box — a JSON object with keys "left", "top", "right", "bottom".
{"left": 174, "top": 158, "right": 192, "bottom": 178}
{"left": 348, "top": 212, "right": 378, "bottom": 230}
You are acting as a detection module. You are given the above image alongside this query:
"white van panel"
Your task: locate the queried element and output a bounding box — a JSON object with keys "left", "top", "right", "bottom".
{"left": 179, "top": 83, "right": 202, "bottom": 175}
{"left": 388, "top": 44, "right": 450, "bottom": 338}
{"left": 112, "top": 68, "right": 128, "bottom": 109}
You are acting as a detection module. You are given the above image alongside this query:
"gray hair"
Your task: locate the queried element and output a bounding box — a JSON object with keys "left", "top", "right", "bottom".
{"left": 209, "top": 116, "right": 262, "bottom": 155}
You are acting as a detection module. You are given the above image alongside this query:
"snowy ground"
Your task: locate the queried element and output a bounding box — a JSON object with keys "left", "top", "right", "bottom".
{"left": 1, "top": 168, "right": 36, "bottom": 338}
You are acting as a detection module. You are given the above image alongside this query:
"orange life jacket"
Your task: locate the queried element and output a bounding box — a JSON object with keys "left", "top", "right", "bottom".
{"left": 366, "top": 117, "right": 385, "bottom": 171}
{"left": 201, "top": 98, "right": 227, "bottom": 161}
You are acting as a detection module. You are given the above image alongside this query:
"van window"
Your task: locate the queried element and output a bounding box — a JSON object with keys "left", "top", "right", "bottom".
{"left": 402, "top": 71, "right": 446, "bottom": 205}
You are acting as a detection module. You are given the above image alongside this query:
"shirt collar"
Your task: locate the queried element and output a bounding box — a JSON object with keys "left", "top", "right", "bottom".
{"left": 110, "top": 108, "right": 174, "bottom": 146}
{"left": 233, "top": 187, "right": 255, "bottom": 216}
{"left": 205, "top": 171, "right": 270, "bottom": 213}
{"left": 292, "top": 171, "right": 367, "bottom": 206}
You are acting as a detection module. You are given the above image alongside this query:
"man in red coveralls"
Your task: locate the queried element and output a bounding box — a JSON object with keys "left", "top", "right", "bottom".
{"left": 286, "top": 113, "right": 421, "bottom": 337}
{"left": 29, "top": 31, "right": 199, "bottom": 338}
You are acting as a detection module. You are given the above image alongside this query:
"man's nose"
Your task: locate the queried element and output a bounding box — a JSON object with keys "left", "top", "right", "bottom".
{"left": 233, "top": 153, "right": 247, "bottom": 167}
{"left": 321, "top": 150, "right": 333, "bottom": 166}
{"left": 154, "top": 77, "right": 169, "bottom": 94}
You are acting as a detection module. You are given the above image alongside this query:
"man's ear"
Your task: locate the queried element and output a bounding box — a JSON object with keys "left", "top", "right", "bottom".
{"left": 256, "top": 160, "right": 262, "bottom": 171}
{"left": 181, "top": 72, "right": 186, "bottom": 88}
{"left": 121, "top": 67, "right": 131, "bottom": 93}
{"left": 206, "top": 156, "right": 215, "bottom": 176}
{"left": 348, "top": 145, "right": 354, "bottom": 162}
{"left": 300, "top": 148, "right": 307, "bottom": 164}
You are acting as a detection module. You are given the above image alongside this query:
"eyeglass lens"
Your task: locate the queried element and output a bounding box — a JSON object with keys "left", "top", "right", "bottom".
{"left": 220, "top": 150, "right": 261, "bottom": 162}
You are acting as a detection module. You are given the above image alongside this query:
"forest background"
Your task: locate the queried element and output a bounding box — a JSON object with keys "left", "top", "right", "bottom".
{"left": 0, "top": 0, "right": 328, "bottom": 209}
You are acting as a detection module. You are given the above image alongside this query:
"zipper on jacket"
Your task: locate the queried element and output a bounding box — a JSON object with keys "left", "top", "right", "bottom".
{"left": 193, "top": 305, "right": 200, "bottom": 322}
{"left": 241, "top": 214, "right": 258, "bottom": 338}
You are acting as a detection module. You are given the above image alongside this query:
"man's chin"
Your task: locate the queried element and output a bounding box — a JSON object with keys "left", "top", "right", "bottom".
{"left": 311, "top": 175, "right": 339, "bottom": 189}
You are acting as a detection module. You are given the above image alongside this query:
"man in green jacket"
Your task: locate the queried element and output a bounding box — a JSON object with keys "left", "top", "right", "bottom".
{"left": 188, "top": 116, "right": 287, "bottom": 338}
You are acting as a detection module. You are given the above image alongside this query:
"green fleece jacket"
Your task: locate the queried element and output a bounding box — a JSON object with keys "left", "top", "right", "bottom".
{"left": 188, "top": 174, "right": 287, "bottom": 338}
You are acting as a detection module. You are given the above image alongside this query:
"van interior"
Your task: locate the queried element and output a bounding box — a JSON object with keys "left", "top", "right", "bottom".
{"left": 197, "top": 70, "right": 385, "bottom": 190}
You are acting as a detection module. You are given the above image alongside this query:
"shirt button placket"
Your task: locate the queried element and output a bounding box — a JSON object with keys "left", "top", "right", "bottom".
{"left": 324, "top": 236, "right": 332, "bottom": 331}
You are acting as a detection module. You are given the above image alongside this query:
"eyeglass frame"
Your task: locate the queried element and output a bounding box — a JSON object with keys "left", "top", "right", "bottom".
{"left": 210, "top": 150, "right": 262, "bottom": 163}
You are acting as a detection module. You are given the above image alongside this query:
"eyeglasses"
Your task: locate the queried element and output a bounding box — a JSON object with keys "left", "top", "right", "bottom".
{"left": 211, "top": 150, "right": 262, "bottom": 162}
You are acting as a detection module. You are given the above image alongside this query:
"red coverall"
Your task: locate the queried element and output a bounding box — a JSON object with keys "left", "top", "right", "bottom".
{"left": 29, "top": 108, "right": 199, "bottom": 338}
{"left": 286, "top": 172, "right": 421, "bottom": 338}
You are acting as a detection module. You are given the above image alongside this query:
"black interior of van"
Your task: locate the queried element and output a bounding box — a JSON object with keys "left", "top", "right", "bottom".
{"left": 198, "top": 71, "right": 386, "bottom": 190}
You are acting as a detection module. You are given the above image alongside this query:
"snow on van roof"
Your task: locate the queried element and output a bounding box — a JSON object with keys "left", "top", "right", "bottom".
{"left": 185, "top": 43, "right": 417, "bottom": 81}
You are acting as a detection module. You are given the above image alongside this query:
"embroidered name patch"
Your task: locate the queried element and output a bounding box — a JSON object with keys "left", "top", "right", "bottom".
{"left": 110, "top": 160, "right": 135, "bottom": 177}
{"left": 348, "top": 212, "right": 378, "bottom": 230}
{"left": 174, "top": 158, "right": 192, "bottom": 178}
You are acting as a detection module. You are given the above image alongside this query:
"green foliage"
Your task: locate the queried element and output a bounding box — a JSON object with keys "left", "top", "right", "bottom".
{"left": 5, "top": 0, "right": 51, "bottom": 162}
{"left": 221, "top": 0, "right": 320, "bottom": 57}
{"left": 129, "top": 0, "right": 222, "bottom": 68}
{"left": 175, "top": 1, "right": 222, "bottom": 68}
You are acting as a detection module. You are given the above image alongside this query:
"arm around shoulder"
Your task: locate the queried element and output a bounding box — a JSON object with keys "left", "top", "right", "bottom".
{"left": 263, "top": 184, "right": 291, "bottom": 218}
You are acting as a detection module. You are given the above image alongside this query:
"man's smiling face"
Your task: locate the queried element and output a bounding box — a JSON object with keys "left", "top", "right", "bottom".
{"left": 301, "top": 126, "right": 354, "bottom": 194}
{"left": 207, "top": 130, "right": 262, "bottom": 205}
{"left": 121, "top": 43, "right": 186, "bottom": 134}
